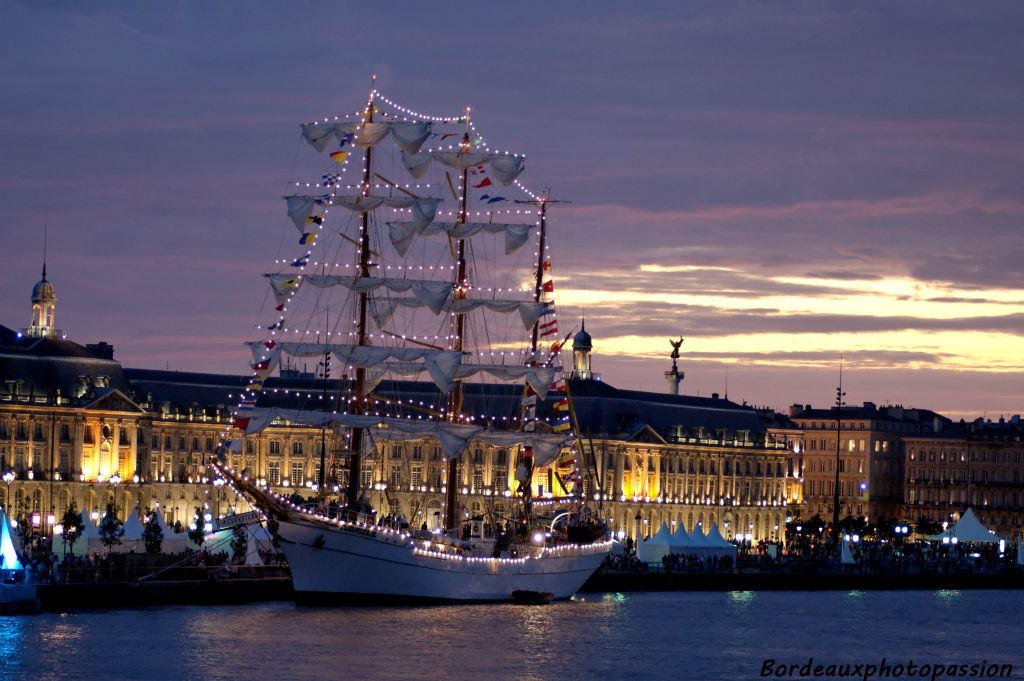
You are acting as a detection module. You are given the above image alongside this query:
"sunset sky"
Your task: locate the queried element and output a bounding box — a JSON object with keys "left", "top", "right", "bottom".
{"left": 1, "top": 2, "right": 1022, "bottom": 420}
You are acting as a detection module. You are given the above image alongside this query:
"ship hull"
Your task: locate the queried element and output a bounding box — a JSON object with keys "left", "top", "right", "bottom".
{"left": 276, "top": 518, "right": 609, "bottom": 604}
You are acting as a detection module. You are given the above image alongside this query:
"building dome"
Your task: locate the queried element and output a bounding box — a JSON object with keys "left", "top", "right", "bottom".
{"left": 572, "top": 322, "right": 591, "bottom": 351}
{"left": 32, "top": 277, "right": 56, "bottom": 304}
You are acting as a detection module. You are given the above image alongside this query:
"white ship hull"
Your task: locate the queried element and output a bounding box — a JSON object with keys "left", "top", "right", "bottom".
{"left": 276, "top": 517, "right": 609, "bottom": 604}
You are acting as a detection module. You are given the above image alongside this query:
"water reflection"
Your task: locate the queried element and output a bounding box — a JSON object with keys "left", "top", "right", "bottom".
{"left": 4, "top": 591, "right": 1024, "bottom": 681}
{"left": 728, "top": 590, "right": 755, "bottom": 606}
{"left": 0, "top": 616, "right": 26, "bottom": 661}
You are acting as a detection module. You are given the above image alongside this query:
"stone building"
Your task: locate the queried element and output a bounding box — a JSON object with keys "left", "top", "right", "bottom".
{"left": 903, "top": 417, "right": 1024, "bottom": 539}
{"left": 0, "top": 271, "right": 793, "bottom": 546}
{"left": 786, "top": 402, "right": 950, "bottom": 524}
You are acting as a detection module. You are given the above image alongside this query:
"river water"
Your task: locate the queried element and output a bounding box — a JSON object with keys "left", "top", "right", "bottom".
{"left": 2, "top": 590, "right": 1022, "bottom": 681}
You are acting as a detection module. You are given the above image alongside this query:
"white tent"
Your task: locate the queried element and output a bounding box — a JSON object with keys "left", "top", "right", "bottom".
{"left": 669, "top": 524, "right": 692, "bottom": 552}
{"left": 689, "top": 522, "right": 712, "bottom": 549}
{"left": 82, "top": 512, "right": 104, "bottom": 556}
{"left": 930, "top": 508, "right": 1005, "bottom": 544}
{"left": 706, "top": 523, "right": 739, "bottom": 557}
{"left": 840, "top": 540, "right": 856, "bottom": 565}
{"left": 637, "top": 522, "right": 673, "bottom": 562}
{"left": 0, "top": 506, "right": 22, "bottom": 570}
{"left": 152, "top": 508, "right": 187, "bottom": 554}
{"left": 121, "top": 509, "right": 145, "bottom": 553}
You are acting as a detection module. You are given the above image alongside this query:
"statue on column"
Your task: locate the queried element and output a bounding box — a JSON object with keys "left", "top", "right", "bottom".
{"left": 669, "top": 337, "right": 684, "bottom": 370}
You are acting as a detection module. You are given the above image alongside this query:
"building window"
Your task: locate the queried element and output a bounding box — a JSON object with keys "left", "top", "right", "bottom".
{"left": 205, "top": 437, "right": 214, "bottom": 452}
{"left": 119, "top": 428, "right": 129, "bottom": 446}
{"left": 411, "top": 445, "right": 423, "bottom": 460}
{"left": 431, "top": 446, "right": 442, "bottom": 461}
{"left": 291, "top": 441, "right": 303, "bottom": 456}
{"left": 16, "top": 423, "right": 27, "bottom": 440}
{"left": 192, "top": 438, "right": 200, "bottom": 451}
{"left": 493, "top": 468, "right": 507, "bottom": 490}
{"left": 178, "top": 437, "right": 186, "bottom": 451}
{"left": 269, "top": 440, "right": 281, "bottom": 455}
{"left": 59, "top": 449, "right": 70, "bottom": 479}
{"left": 60, "top": 424, "right": 71, "bottom": 442}
{"left": 390, "top": 465, "right": 402, "bottom": 488}
{"left": 496, "top": 449, "right": 508, "bottom": 466}
{"left": 411, "top": 465, "right": 423, "bottom": 488}
{"left": 268, "top": 462, "right": 281, "bottom": 486}
{"left": 290, "top": 463, "right": 304, "bottom": 486}
{"left": 361, "top": 469, "right": 372, "bottom": 489}
{"left": 390, "top": 444, "right": 403, "bottom": 460}
{"left": 473, "top": 468, "right": 484, "bottom": 492}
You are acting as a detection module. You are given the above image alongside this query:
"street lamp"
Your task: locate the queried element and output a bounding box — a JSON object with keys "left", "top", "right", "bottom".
{"left": 2, "top": 469, "right": 14, "bottom": 509}
{"left": 213, "top": 478, "right": 225, "bottom": 520}
{"left": 109, "top": 473, "right": 121, "bottom": 517}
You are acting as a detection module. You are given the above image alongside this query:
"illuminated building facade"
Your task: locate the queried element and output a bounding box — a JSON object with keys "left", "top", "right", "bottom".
{"left": 787, "top": 403, "right": 950, "bottom": 523}
{"left": 904, "top": 417, "right": 1024, "bottom": 538}
{"left": 0, "top": 274, "right": 792, "bottom": 546}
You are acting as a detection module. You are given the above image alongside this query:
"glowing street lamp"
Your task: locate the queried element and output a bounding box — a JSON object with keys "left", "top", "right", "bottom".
{"left": 2, "top": 469, "right": 14, "bottom": 509}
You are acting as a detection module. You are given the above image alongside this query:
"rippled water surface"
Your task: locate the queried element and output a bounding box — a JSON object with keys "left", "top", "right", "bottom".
{"left": 3, "top": 590, "right": 1023, "bottom": 680}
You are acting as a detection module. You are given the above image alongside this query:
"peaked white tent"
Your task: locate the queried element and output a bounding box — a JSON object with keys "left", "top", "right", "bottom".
{"left": 152, "top": 509, "right": 187, "bottom": 554}
{"left": 689, "top": 522, "right": 712, "bottom": 549}
{"left": 637, "top": 522, "right": 673, "bottom": 562}
{"left": 82, "top": 512, "right": 104, "bottom": 556}
{"left": 669, "top": 524, "right": 692, "bottom": 552}
{"left": 122, "top": 509, "right": 145, "bottom": 552}
{"left": 930, "top": 508, "right": 1005, "bottom": 544}
{"left": 706, "top": 523, "right": 739, "bottom": 558}
{"left": 0, "top": 506, "right": 22, "bottom": 570}
{"left": 840, "top": 540, "right": 856, "bottom": 565}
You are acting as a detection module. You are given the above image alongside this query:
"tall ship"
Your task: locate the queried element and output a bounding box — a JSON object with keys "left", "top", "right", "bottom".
{"left": 213, "top": 80, "right": 610, "bottom": 603}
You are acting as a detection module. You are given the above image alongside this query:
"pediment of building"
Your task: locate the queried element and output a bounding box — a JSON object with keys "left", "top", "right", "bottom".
{"left": 83, "top": 389, "right": 146, "bottom": 414}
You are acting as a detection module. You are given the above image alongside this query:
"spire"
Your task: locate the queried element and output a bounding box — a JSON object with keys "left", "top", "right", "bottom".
{"left": 42, "top": 208, "right": 48, "bottom": 281}
{"left": 28, "top": 220, "right": 57, "bottom": 338}
{"left": 571, "top": 320, "right": 593, "bottom": 379}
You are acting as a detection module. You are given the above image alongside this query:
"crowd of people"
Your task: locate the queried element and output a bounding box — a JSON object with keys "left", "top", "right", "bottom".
{"left": 601, "top": 535, "right": 1021, "bottom": 576}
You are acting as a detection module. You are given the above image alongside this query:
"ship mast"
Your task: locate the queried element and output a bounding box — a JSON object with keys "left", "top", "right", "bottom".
{"left": 443, "top": 114, "right": 472, "bottom": 533}
{"left": 346, "top": 84, "right": 377, "bottom": 512}
{"left": 529, "top": 196, "right": 548, "bottom": 356}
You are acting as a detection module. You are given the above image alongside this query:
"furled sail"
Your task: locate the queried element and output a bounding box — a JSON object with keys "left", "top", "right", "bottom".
{"left": 247, "top": 342, "right": 463, "bottom": 392}
{"left": 401, "top": 150, "right": 525, "bottom": 185}
{"left": 300, "top": 120, "right": 432, "bottom": 155}
{"left": 301, "top": 276, "right": 453, "bottom": 314}
{"left": 386, "top": 221, "right": 532, "bottom": 257}
{"left": 243, "top": 407, "right": 567, "bottom": 463}
{"left": 285, "top": 195, "right": 440, "bottom": 231}
{"left": 369, "top": 298, "right": 546, "bottom": 330}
